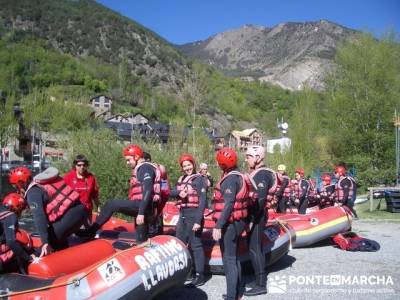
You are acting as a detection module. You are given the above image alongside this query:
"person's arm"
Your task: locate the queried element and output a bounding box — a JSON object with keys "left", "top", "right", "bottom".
{"left": 193, "top": 176, "right": 208, "bottom": 225}
{"left": 276, "top": 177, "right": 288, "bottom": 198}
{"left": 299, "top": 180, "right": 309, "bottom": 200}
{"left": 341, "top": 178, "right": 350, "bottom": 205}
{"left": 137, "top": 165, "right": 156, "bottom": 215}
{"left": 169, "top": 177, "right": 183, "bottom": 199}
{"left": 26, "top": 186, "right": 50, "bottom": 245}
{"left": 92, "top": 176, "right": 100, "bottom": 208}
{"left": 207, "top": 174, "right": 214, "bottom": 187}
{"left": 253, "top": 171, "right": 269, "bottom": 213}
{"left": 215, "top": 175, "right": 239, "bottom": 229}
{"left": 4, "top": 215, "right": 31, "bottom": 263}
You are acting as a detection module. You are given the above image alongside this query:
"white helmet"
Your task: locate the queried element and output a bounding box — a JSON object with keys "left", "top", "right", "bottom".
{"left": 245, "top": 145, "right": 265, "bottom": 160}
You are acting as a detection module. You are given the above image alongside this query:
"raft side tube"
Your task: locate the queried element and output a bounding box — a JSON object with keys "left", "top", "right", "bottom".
{"left": 28, "top": 239, "right": 116, "bottom": 278}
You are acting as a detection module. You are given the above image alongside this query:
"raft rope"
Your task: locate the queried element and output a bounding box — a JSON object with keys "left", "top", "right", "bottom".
{"left": 1, "top": 239, "right": 154, "bottom": 297}
{"left": 272, "top": 219, "right": 295, "bottom": 250}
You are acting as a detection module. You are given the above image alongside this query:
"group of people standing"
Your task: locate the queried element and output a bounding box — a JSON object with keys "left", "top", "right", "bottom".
{"left": 274, "top": 164, "right": 357, "bottom": 217}
{"left": 0, "top": 143, "right": 357, "bottom": 300}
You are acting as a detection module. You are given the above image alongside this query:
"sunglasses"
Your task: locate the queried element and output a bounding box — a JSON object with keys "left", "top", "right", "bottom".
{"left": 76, "top": 163, "right": 87, "bottom": 167}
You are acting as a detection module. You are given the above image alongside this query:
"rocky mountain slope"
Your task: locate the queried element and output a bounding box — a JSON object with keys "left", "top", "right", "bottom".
{"left": 0, "top": 0, "right": 192, "bottom": 93}
{"left": 178, "top": 20, "right": 357, "bottom": 90}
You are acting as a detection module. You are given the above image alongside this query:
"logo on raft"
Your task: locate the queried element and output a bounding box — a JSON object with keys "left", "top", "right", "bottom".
{"left": 98, "top": 258, "right": 126, "bottom": 287}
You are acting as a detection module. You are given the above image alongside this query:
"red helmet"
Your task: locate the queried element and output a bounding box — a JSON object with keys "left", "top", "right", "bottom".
{"left": 9, "top": 167, "right": 32, "bottom": 188}
{"left": 2, "top": 192, "right": 26, "bottom": 214}
{"left": 335, "top": 166, "right": 346, "bottom": 176}
{"left": 123, "top": 144, "right": 143, "bottom": 159}
{"left": 321, "top": 174, "right": 331, "bottom": 184}
{"left": 216, "top": 147, "right": 237, "bottom": 170}
{"left": 295, "top": 168, "right": 304, "bottom": 176}
{"left": 179, "top": 153, "right": 196, "bottom": 168}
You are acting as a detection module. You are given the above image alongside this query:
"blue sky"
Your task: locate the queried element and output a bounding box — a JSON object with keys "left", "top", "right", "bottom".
{"left": 97, "top": 0, "right": 399, "bottom": 45}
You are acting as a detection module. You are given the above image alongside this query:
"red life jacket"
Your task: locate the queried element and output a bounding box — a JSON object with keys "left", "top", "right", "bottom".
{"left": 0, "top": 210, "right": 15, "bottom": 263}
{"left": 293, "top": 178, "right": 310, "bottom": 199}
{"left": 249, "top": 167, "right": 278, "bottom": 209}
{"left": 176, "top": 174, "right": 201, "bottom": 209}
{"left": 212, "top": 171, "right": 251, "bottom": 222}
{"left": 318, "top": 184, "right": 335, "bottom": 207}
{"left": 128, "top": 162, "right": 166, "bottom": 203}
{"left": 333, "top": 232, "right": 380, "bottom": 252}
{"left": 334, "top": 176, "right": 354, "bottom": 203}
{"left": 26, "top": 177, "right": 80, "bottom": 223}
{"left": 0, "top": 212, "right": 32, "bottom": 264}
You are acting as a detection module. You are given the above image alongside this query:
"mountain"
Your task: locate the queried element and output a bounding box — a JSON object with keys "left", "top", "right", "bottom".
{"left": 0, "top": 0, "right": 192, "bottom": 93}
{"left": 178, "top": 20, "right": 357, "bottom": 90}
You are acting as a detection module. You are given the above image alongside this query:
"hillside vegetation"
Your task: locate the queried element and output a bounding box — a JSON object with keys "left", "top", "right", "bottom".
{"left": 0, "top": 0, "right": 399, "bottom": 204}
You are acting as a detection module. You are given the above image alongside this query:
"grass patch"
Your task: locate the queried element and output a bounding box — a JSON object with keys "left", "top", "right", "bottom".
{"left": 355, "top": 198, "right": 400, "bottom": 221}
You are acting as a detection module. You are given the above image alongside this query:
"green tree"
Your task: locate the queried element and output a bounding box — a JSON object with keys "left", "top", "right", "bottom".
{"left": 325, "top": 33, "right": 400, "bottom": 186}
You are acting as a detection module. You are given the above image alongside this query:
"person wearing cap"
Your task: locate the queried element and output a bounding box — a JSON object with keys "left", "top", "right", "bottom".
{"left": 244, "top": 145, "right": 273, "bottom": 296}
{"left": 199, "top": 162, "right": 214, "bottom": 187}
{"left": 293, "top": 168, "right": 310, "bottom": 214}
{"left": 212, "top": 147, "right": 249, "bottom": 300}
{"left": 275, "top": 164, "right": 291, "bottom": 213}
{"left": 83, "top": 144, "right": 160, "bottom": 243}
{"left": 169, "top": 153, "right": 207, "bottom": 287}
{"left": 9, "top": 167, "right": 87, "bottom": 256}
{"left": 64, "top": 154, "right": 100, "bottom": 225}
{"left": 0, "top": 193, "right": 36, "bottom": 273}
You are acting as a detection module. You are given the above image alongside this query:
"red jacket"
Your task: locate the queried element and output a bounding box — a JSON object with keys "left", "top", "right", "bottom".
{"left": 64, "top": 169, "right": 99, "bottom": 212}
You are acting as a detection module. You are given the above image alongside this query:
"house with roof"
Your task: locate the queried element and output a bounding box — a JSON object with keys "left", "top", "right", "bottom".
{"left": 89, "top": 95, "right": 112, "bottom": 119}
{"left": 228, "top": 128, "right": 263, "bottom": 151}
{"left": 105, "top": 113, "right": 169, "bottom": 144}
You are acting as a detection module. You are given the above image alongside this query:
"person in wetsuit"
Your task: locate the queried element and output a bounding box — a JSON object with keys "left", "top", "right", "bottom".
{"left": 0, "top": 193, "right": 36, "bottom": 273}
{"left": 170, "top": 153, "right": 207, "bottom": 287}
{"left": 9, "top": 167, "right": 87, "bottom": 256}
{"left": 244, "top": 145, "right": 274, "bottom": 296}
{"left": 212, "top": 147, "right": 249, "bottom": 300}
{"left": 84, "top": 144, "right": 159, "bottom": 243}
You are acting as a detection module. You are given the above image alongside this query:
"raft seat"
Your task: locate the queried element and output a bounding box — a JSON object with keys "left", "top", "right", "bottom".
{"left": 28, "top": 239, "right": 116, "bottom": 278}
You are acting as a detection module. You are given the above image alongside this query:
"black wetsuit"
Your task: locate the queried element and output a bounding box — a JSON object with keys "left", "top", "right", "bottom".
{"left": 337, "top": 177, "right": 358, "bottom": 217}
{"left": 0, "top": 206, "right": 32, "bottom": 273}
{"left": 298, "top": 179, "right": 310, "bottom": 214}
{"left": 276, "top": 175, "right": 289, "bottom": 213}
{"left": 26, "top": 186, "right": 87, "bottom": 250}
{"left": 318, "top": 184, "right": 335, "bottom": 209}
{"left": 170, "top": 175, "right": 208, "bottom": 277}
{"left": 215, "top": 170, "right": 246, "bottom": 300}
{"left": 248, "top": 167, "right": 273, "bottom": 289}
{"left": 92, "top": 164, "right": 156, "bottom": 243}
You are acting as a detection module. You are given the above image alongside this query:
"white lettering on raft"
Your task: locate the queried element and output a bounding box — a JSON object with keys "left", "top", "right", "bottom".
{"left": 134, "top": 239, "right": 188, "bottom": 291}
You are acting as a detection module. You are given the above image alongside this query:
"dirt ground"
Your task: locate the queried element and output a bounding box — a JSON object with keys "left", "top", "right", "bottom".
{"left": 157, "top": 220, "right": 400, "bottom": 300}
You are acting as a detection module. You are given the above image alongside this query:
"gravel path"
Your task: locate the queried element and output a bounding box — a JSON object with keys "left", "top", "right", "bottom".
{"left": 156, "top": 220, "right": 400, "bottom": 300}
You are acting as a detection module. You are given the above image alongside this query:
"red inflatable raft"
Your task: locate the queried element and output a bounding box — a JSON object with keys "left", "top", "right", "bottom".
{"left": 162, "top": 202, "right": 294, "bottom": 274}
{"left": 0, "top": 235, "right": 191, "bottom": 300}
{"left": 270, "top": 205, "right": 353, "bottom": 247}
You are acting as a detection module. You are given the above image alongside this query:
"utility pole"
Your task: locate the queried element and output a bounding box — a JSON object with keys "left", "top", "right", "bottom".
{"left": 394, "top": 110, "right": 400, "bottom": 186}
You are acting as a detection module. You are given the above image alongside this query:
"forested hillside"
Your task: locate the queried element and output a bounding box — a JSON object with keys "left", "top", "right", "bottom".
{"left": 0, "top": 0, "right": 399, "bottom": 204}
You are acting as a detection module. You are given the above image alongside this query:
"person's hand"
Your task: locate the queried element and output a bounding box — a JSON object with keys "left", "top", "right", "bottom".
{"left": 178, "top": 189, "right": 187, "bottom": 198}
{"left": 40, "top": 243, "right": 53, "bottom": 257}
{"left": 30, "top": 254, "right": 40, "bottom": 264}
{"left": 212, "top": 228, "right": 221, "bottom": 241}
{"left": 192, "top": 223, "right": 201, "bottom": 231}
{"left": 136, "top": 214, "right": 145, "bottom": 225}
